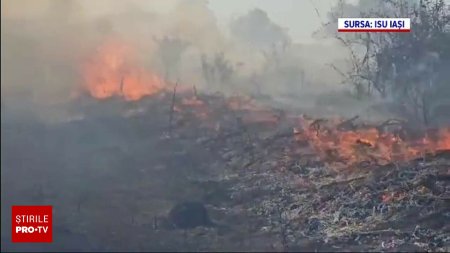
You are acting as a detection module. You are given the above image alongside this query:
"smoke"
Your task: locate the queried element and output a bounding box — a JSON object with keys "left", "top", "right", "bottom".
{"left": 1, "top": 0, "right": 354, "bottom": 123}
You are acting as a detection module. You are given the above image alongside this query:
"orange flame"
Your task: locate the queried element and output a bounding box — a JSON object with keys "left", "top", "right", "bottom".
{"left": 79, "top": 40, "right": 450, "bottom": 168}
{"left": 81, "top": 39, "right": 165, "bottom": 101}
{"left": 295, "top": 116, "right": 450, "bottom": 169}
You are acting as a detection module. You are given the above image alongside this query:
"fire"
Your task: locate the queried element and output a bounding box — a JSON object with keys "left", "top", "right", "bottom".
{"left": 175, "top": 94, "right": 449, "bottom": 167}
{"left": 295, "top": 116, "right": 450, "bottom": 169}
{"left": 181, "top": 96, "right": 211, "bottom": 120}
{"left": 78, "top": 40, "right": 450, "bottom": 169}
{"left": 81, "top": 39, "right": 165, "bottom": 101}
{"left": 435, "top": 128, "right": 450, "bottom": 150}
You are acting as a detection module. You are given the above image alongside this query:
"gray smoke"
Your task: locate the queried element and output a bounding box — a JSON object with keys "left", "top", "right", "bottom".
{"left": 1, "top": 0, "right": 364, "bottom": 123}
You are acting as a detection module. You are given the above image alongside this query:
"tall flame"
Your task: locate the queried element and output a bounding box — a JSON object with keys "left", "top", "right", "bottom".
{"left": 81, "top": 39, "right": 165, "bottom": 101}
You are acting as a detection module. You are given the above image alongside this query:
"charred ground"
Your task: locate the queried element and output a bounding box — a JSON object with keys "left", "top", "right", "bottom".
{"left": 1, "top": 90, "right": 449, "bottom": 252}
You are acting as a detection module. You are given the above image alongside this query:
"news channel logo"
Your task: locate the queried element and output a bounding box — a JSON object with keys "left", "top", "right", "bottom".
{"left": 12, "top": 206, "right": 53, "bottom": 243}
{"left": 338, "top": 18, "right": 411, "bottom": 32}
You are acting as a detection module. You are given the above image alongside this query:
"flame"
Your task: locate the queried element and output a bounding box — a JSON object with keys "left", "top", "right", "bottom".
{"left": 295, "top": 116, "right": 450, "bottom": 169}
{"left": 176, "top": 95, "right": 449, "bottom": 166}
{"left": 78, "top": 40, "right": 450, "bottom": 168}
{"left": 81, "top": 39, "right": 165, "bottom": 101}
{"left": 435, "top": 128, "right": 450, "bottom": 150}
{"left": 226, "top": 95, "right": 281, "bottom": 126}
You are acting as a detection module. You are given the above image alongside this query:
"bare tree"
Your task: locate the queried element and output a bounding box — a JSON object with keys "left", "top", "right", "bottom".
{"left": 324, "top": 0, "right": 450, "bottom": 125}
{"left": 200, "top": 52, "right": 234, "bottom": 89}
{"left": 154, "top": 36, "right": 190, "bottom": 82}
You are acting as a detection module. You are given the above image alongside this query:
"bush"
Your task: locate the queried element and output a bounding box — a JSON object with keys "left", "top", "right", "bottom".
{"left": 325, "top": 0, "right": 450, "bottom": 126}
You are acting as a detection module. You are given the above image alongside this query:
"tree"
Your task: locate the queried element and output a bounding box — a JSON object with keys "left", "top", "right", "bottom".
{"left": 324, "top": 0, "right": 450, "bottom": 126}
{"left": 200, "top": 52, "right": 234, "bottom": 90}
{"left": 230, "top": 8, "right": 291, "bottom": 51}
{"left": 154, "top": 36, "right": 190, "bottom": 82}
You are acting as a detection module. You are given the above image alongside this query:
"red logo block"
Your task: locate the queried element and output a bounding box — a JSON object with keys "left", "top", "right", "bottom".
{"left": 12, "top": 206, "right": 53, "bottom": 243}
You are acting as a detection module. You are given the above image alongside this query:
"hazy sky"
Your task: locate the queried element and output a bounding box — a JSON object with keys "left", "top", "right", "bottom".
{"left": 2, "top": 0, "right": 349, "bottom": 43}
{"left": 208, "top": 0, "right": 342, "bottom": 43}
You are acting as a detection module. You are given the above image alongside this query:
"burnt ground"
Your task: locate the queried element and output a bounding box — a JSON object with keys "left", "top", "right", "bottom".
{"left": 1, "top": 92, "right": 449, "bottom": 252}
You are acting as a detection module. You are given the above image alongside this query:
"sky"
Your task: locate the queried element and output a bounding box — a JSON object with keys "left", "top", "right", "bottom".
{"left": 208, "top": 0, "right": 342, "bottom": 43}
{"left": 1, "top": 0, "right": 349, "bottom": 43}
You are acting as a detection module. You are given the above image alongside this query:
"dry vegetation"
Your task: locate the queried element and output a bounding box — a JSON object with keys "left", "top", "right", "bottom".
{"left": 2, "top": 0, "right": 450, "bottom": 252}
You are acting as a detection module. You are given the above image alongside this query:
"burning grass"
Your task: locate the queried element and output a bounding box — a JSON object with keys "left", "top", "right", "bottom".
{"left": 78, "top": 38, "right": 450, "bottom": 167}
{"left": 7, "top": 39, "right": 447, "bottom": 250}
{"left": 128, "top": 88, "right": 450, "bottom": 171}
{"left": 294, "top": 116, "right": 450, "bottom": 170}
{"left": 3, "top": 87, "right": 450, "bottom": 251}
